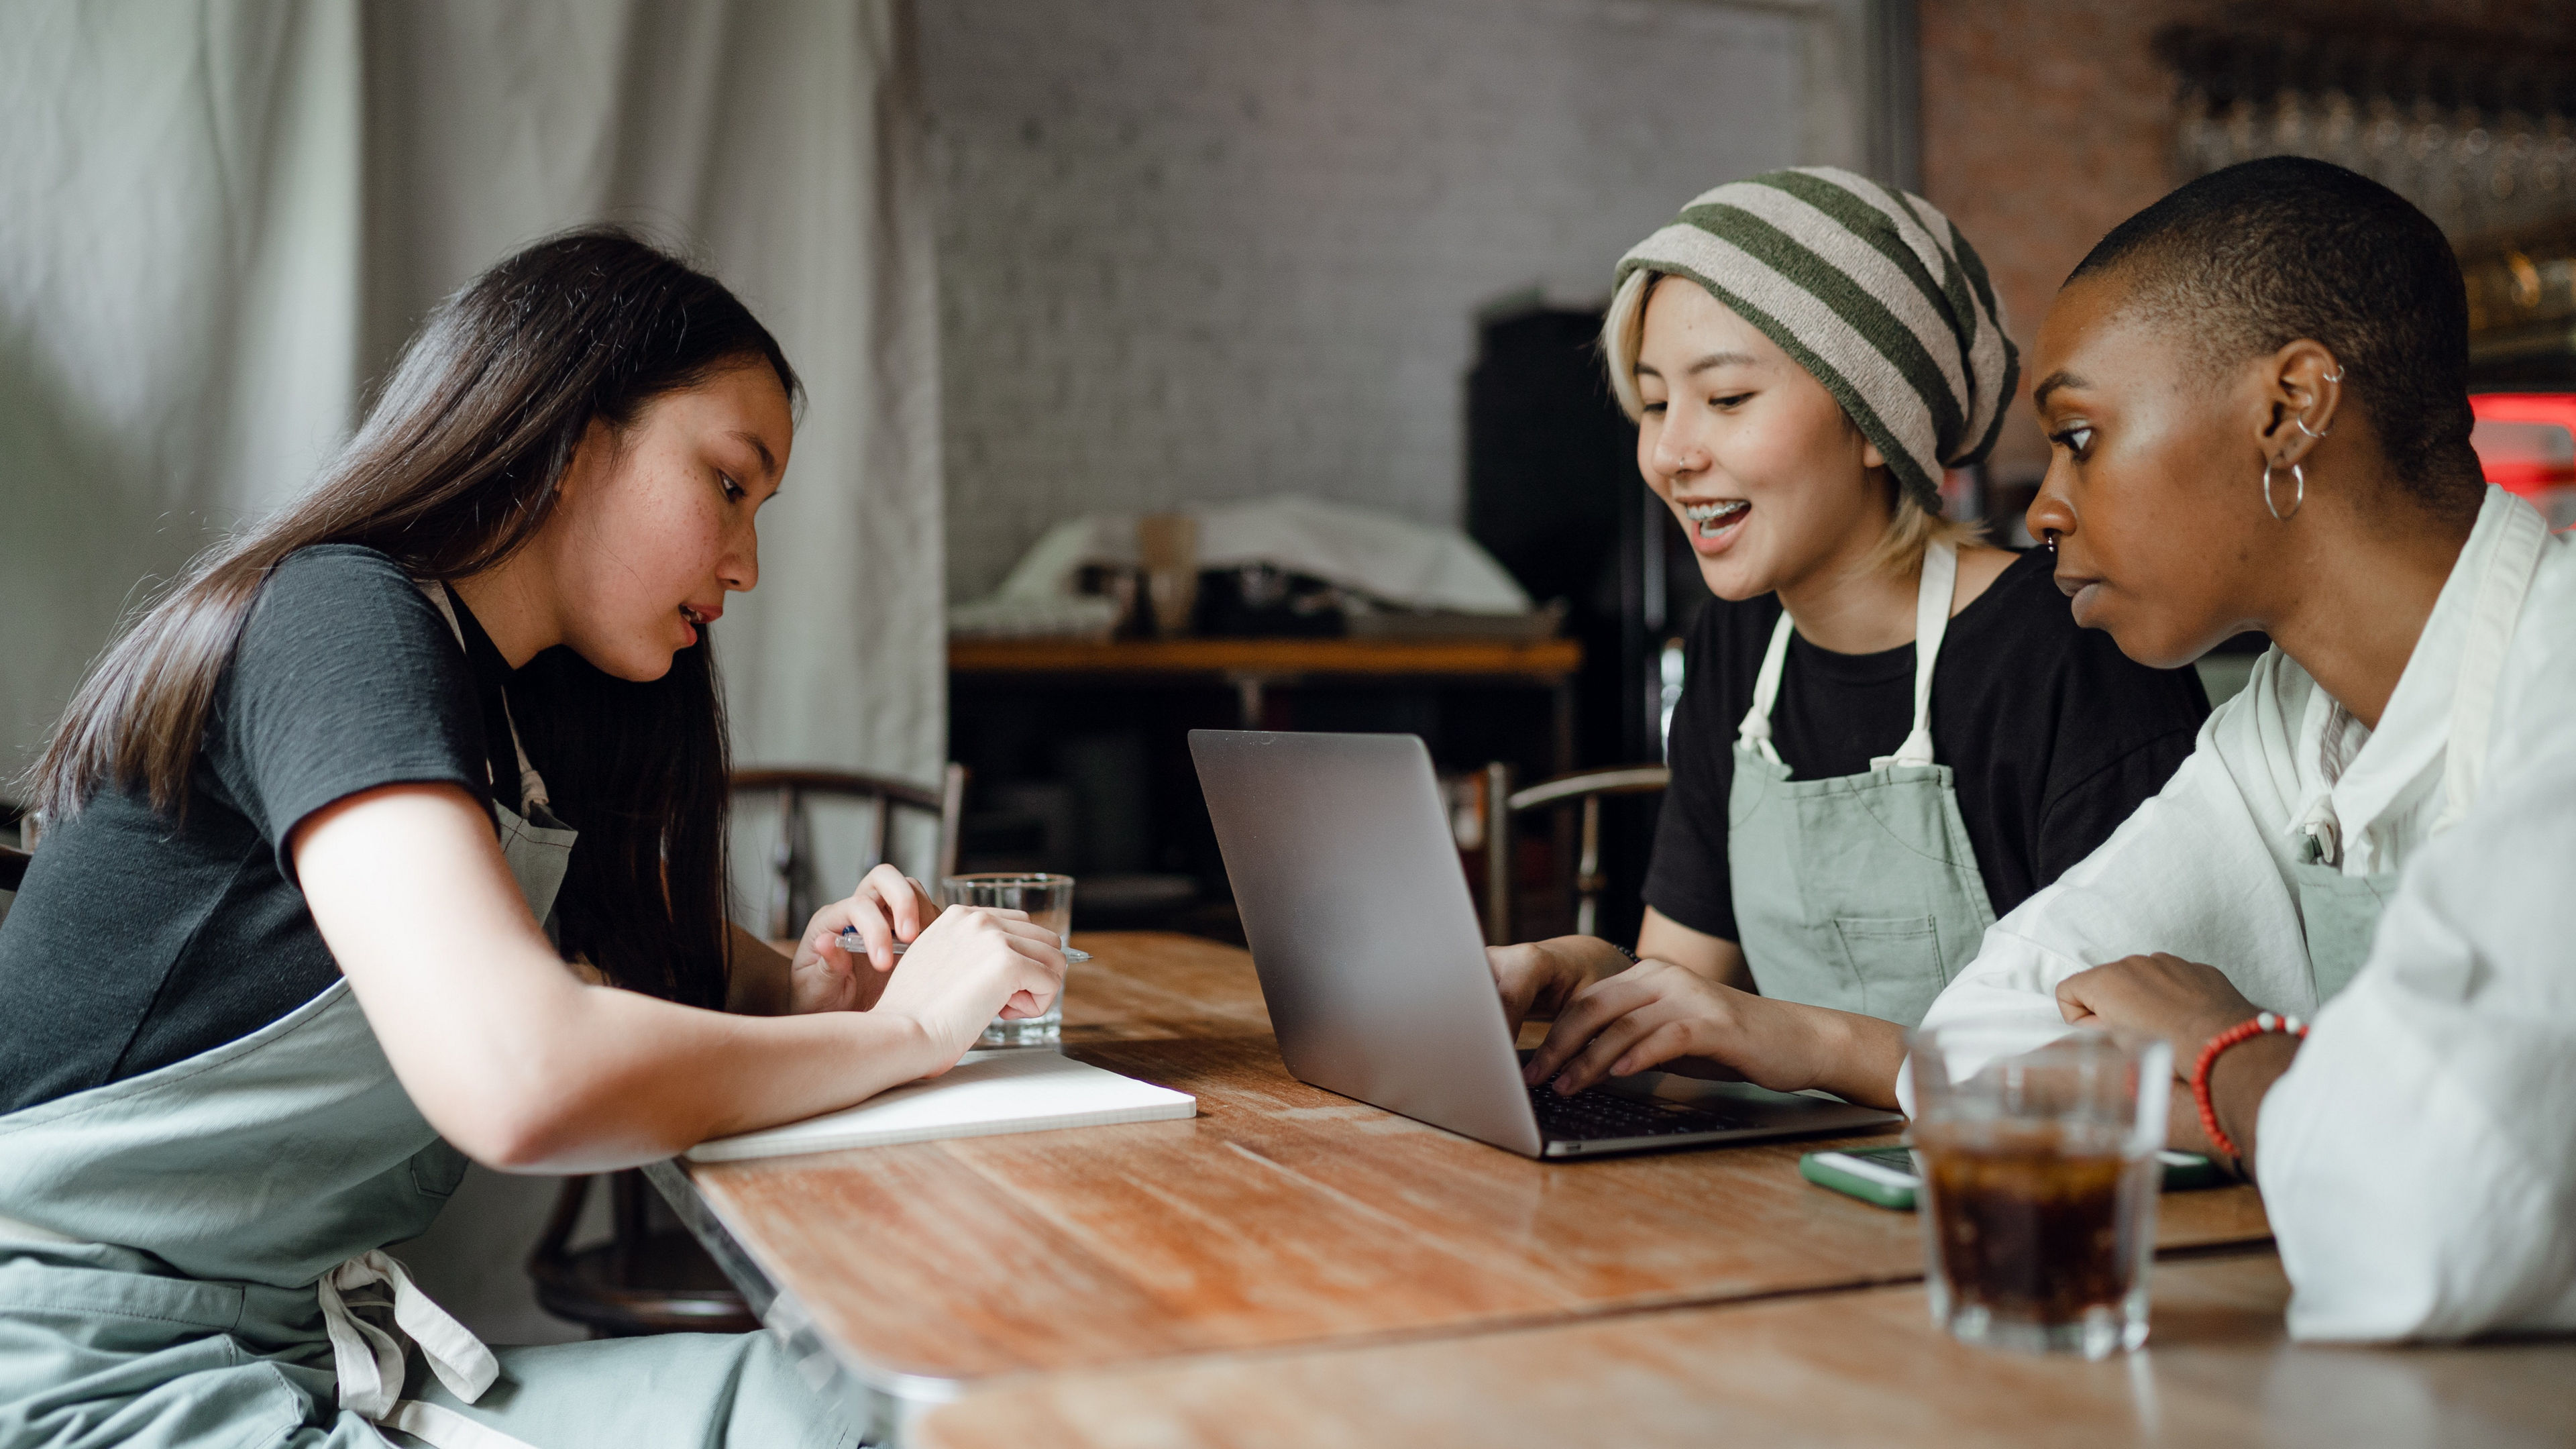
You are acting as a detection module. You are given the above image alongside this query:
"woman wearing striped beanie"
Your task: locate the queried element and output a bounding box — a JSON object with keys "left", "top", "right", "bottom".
{"left": 1487, "top": 167, "right": 2210, "bottom": 1110}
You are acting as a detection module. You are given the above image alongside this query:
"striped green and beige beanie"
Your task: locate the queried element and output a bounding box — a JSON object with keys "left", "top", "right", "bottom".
{"left": 1615, "top": 166, "right": 2018, "bottom": 515}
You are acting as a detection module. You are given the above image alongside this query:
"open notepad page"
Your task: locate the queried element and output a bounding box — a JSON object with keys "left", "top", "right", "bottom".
{"left": 684, "top": 1049, "right": 1197, "bottom": 1163}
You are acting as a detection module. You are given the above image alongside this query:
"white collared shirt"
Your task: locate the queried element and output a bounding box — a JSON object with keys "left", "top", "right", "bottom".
{"left": 1915, "top": 488, "right": 2570, "bottom": 1034}
{"left": 2257, "top": 715, "right": 2576, "bottom": 1340}
{"left": 2259, "top": 558, "right": 2576, "bottom": 1339}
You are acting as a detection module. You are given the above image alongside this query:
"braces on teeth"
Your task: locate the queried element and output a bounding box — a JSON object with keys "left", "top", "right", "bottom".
{"left": 1683, "top": 500, "right": 1748, "bottom": 537}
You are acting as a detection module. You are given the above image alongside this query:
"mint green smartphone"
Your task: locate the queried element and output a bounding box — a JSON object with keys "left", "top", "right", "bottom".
{"left": 1799, "top": 1144, "right": 2225, "bottom": 1211}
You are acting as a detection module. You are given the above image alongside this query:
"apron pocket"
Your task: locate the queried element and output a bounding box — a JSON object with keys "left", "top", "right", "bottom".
{"left": 1829, "top": 914, "right": 1947, "bottom": 1026}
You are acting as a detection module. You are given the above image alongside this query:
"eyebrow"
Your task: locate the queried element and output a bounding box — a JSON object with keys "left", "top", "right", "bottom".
{"left": 1635, "top": 351, "right": 1760, "bottom": 380}
{"left": 2031, "top": 370, "right": 2090, "bottom": 412}
{"left": 729, "top": 430, "right": 781, "bottom": 486}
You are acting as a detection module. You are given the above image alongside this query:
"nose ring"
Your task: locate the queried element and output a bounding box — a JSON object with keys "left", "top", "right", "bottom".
{"left": 2043, "top": 529, "right": 2061, "bottom": 554}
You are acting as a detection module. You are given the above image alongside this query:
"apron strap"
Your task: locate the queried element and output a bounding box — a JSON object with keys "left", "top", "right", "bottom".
{"left": 317, "top": 1250, "right": 540, "bottom": 1449}
{"left": 2432, "top": 500, "right": 2548, "bottom": 833}
{"left": 1737, "top": 541, "right": 1961, "bottom": 772}
{"left": 1735, "top": 612, "right": 1797, "bottom": 767}
{"left": 418, "top": 582, "right": 556, "bottom": 812}
{"left": 1872, "top": 540, "right": 1957, "bottom": 770}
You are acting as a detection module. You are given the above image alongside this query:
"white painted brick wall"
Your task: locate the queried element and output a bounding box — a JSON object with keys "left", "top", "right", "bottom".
{"left": 921, "top": 0, "right": 1823, "bottom": 599}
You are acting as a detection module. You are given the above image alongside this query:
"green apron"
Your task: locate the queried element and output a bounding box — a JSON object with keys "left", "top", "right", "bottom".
{"left": 1725, "top": 541, "right": 1996, "bottom": 1026}
{"left": 0, "top": 589, "right": 856, "bottom": 1449}
{"left": 2285, "top": 500, "right": 2548, "bottom": 1004}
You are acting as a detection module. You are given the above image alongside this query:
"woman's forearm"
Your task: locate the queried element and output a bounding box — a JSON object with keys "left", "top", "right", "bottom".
{"left": 297, "top": 783, "right": 947, "bottom": 1173}
{"left": 1637, "top": 908, "right": 1752, "bottom": 990}
{"left": 1799, "top": 1005, "right": 1909, "bottom": 1110}
{"left": 471, "top": 982, "right": 941, "bottom": 1172}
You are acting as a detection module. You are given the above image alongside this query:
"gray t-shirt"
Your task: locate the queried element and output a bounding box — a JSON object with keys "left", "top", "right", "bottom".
{"left": 0, "top": 546, "right": 511, "bottom": 1115}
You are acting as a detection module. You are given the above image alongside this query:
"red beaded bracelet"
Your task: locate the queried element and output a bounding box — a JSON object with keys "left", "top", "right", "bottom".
{"left": 2191, "top": 1010, "right": 2308, "bottom": 1161}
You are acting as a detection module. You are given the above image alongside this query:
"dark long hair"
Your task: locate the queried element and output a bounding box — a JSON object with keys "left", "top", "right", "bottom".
{"left": 29, "top": 227, "right": 800, "bottom": 1008}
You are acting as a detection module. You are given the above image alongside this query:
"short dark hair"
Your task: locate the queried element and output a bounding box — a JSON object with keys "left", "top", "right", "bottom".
{"left": 2068, "top": 156, "right": 2481, "bottom": 508}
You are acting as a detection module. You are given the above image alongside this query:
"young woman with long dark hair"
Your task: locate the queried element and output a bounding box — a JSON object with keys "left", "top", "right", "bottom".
{"left": 0, "top": 229, "right": 1055, "bottom": 1448}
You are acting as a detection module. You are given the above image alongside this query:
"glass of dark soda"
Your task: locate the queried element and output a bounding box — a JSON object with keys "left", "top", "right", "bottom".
{"left": 1908, "top": 1023, "right": 2171, "bottom": 1358}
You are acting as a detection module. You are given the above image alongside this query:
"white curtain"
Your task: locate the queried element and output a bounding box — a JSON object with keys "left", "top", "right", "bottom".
{"left": 0, "top": 0, "right": 944, "bottom": 1343}
{"left": 0, "top": 0, "right": 946, "bottom": 801}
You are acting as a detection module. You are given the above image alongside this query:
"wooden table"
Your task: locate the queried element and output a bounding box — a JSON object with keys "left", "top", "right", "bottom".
{"left": 949, "top": 637, "right": 1585, "bottom": 772}
{"left": 653, "top": 932, "right": 2272, "bottom": 1440}
{"left": 914, "top": 1248, "right": 2576, "bottom": 1448}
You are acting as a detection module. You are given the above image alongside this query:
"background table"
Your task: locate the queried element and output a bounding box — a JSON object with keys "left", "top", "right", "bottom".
{"left": 656, "top": 932, "right": 2273, "bottom": 1436}
{"left": 950, "top": 635, "right": 1585, "bottom": 771}
{"left": 914, "top": 1248, "right": 2576, "bottom": 1449}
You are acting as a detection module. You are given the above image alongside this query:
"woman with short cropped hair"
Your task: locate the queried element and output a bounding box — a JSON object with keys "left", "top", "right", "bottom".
{"left": 1973, "top": 157, "right": 2576, "bottom": 1341}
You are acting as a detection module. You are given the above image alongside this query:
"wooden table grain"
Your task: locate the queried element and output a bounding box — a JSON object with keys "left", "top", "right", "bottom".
{"left": 912, "top": 1248, "right": 2576, "bottom": 1449}
{"left": 663, "top": 932, "right": 2272, "bottom": 1411}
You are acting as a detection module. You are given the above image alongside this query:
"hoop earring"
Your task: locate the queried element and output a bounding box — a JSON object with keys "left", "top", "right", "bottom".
{"left": 2263, "top": 458, "right": 2305, "bottom": 521}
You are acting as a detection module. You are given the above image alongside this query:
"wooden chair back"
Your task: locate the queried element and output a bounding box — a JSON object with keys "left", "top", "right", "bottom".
{"left": 730, "top": 764, "right": 967, "bottom": 939}
{"left": 1482, "top": 763, "right": 1671, "bottom": 942}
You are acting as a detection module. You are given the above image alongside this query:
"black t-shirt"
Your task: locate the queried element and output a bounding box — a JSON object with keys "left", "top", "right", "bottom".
{"left": 1643, "top": 549, "right": 2209, "bottom": 944}
{"left": 0, "top": 546, "right": 519, "bottom": 1116}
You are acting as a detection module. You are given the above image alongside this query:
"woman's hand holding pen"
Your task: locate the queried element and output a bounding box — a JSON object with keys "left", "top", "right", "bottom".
{"left": 866, "top": 907, "right": 1067, "bottom": 1069}
{"left": 782, "top": 862, "right": 1066, "bottom": 1068}
{"left": 785, "top": 863, "right": 941, "bottom": 1014}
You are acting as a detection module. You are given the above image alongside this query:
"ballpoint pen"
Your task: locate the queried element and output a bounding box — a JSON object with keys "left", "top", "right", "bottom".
{"left": 835, "top": 927, "right": 1089, "bottom": 963}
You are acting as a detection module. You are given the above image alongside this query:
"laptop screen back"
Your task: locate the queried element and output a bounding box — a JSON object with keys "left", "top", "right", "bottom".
{"left": 1189, "top": 730, "right": 1543, "bottom": 1157}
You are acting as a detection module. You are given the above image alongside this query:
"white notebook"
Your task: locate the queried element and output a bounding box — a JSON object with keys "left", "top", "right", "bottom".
{"left": 684, "top": 1049, "right": 1197, "bottom": 1163}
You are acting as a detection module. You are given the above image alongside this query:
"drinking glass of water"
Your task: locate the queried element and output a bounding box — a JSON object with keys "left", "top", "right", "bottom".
{"left": 1908, "top": 1021, "right": 2171, "bottom": 1358}
{"left": 941, "top": 873, "right": 1075, "bottom": 1047}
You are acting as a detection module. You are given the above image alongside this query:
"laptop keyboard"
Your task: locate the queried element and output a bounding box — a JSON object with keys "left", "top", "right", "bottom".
{"left": 1529, "top": 1083, "right": 1737, "bottom": 1141}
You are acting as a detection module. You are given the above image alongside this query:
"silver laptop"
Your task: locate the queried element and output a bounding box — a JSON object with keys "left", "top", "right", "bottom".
{"left": 1190, "top": 729, "right": 1902, "bottom": 1159}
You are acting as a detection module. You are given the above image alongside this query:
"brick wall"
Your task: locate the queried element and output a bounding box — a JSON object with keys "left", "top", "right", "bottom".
{"left": 1917, "top": 0, "right": 2576, "bottom": 485}
{"left": 918, "top": 0, "right": 1825, "bottom": 600}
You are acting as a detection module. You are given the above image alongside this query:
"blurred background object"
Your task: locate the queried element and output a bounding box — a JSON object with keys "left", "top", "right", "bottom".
{"left": 1137, "top": 513, "right": 1203, "bottom": 639}
{"left": 2469, "top": 393, "right": 2576, "bottom": 530}
{"left": 928, "top": 0, "right": 1917, "bottom": 947}
{"left": 2157, "top": 22, "right": 2576, "bottom": 250}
